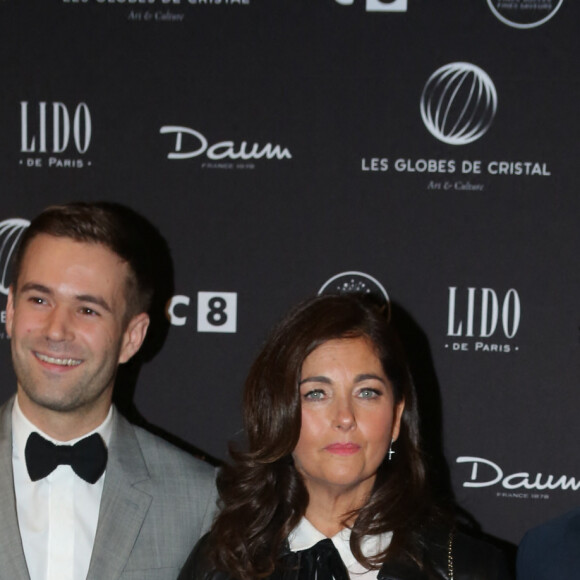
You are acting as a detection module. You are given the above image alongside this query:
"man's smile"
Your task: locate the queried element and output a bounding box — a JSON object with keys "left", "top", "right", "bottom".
{"left": 34, "top": 352, "right": 83, "bottom": 367}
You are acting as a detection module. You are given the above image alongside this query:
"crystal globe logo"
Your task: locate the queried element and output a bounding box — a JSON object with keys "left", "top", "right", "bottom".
{"left": 420, "top": 63, "right": 497, "bottom": 146}
{"left": 0, "top": 218, "right": 29, "bottom": 295}
{"left": 486, "top": 0, "right": 564, "bottom": 29}
{"left": 318, "top": 271, "right": 390, "bottom": 319}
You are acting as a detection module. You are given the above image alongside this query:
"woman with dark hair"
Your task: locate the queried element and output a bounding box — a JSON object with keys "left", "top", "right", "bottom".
{"left": 179, "top": 294, "right": 511, "bottom": 580}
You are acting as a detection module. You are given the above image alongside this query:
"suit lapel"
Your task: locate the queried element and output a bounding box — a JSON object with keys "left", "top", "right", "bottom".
{"left": 0, "top": 398, "right": 31, "bottom": 580}
{"left": 87, "top": 411, "right": 152, "bottom": 580}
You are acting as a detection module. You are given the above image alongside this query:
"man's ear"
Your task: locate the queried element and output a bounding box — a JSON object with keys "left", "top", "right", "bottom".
{"left": 118, "top": 312, "right": 150, "bottom": 364}
{"left": 5, "top": 286, "right": 15, "bottom": 339}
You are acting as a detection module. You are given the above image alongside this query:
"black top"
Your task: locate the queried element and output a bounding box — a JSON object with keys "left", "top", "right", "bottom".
{"left": 179, "top": 527, "right": 513, "bottom": 580}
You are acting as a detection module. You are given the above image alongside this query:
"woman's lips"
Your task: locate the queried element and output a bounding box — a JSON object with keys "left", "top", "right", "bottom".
{"left": 325, "top": 443, "right": 361, "bottom": 455}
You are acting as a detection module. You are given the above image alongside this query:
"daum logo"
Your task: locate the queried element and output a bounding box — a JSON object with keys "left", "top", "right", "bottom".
{"left": 420, "top": 63, "right": 497, "bottom": 146}
{"left": 0, "top": 219, "right": 30, "bottom": 296}
{"left": 457, "top": 456, "right": 580, "bottom": 492}
{"left": 318, "top": 271, "right": 390, "bottom": 318}
{"left": 487, "top": 0, "right": 564, "bottom": 29}
{"left": 335, "top": 0, "right": 407, "bottom": 11}
{"left": 160, "top": 126, "right": 292, "bottom": 161}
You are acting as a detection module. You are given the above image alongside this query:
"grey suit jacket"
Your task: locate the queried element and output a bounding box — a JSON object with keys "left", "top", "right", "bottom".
{"left": 0, "top": 397, "right": 218, "bottom": 580}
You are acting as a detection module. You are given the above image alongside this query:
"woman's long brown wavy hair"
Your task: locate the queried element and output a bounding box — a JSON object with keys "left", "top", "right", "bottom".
{"left": 206, "top": 294, "right": 434, "bottom": 579}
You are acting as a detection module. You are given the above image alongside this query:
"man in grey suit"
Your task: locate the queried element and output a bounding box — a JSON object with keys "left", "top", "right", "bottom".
{"left": 0, "top": 202, "right": 217, "bottom": 580}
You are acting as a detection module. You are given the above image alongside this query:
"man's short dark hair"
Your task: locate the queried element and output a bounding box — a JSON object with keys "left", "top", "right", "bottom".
{"left": 12, "top": 202, "right": 155, "bottom": 319}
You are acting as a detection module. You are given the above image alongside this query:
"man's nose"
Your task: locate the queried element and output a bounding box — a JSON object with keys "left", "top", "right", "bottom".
{"left": 44, "top": 306, "right": 74, "bottom": 342}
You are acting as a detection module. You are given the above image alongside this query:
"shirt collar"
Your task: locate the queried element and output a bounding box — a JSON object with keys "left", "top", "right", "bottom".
{"left": 12, "top": 395, "right": 115, "bottom": 463}
{"left": 288, "top": 517, "right": 393, "bottom": 569}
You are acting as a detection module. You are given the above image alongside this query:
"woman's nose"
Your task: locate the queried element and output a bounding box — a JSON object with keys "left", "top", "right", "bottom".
{"left": 333, "top": 398, "right": 356, "bottom": 430}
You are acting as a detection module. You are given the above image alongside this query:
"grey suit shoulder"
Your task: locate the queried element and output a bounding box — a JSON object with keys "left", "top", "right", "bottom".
{"left": 132, "top": 420, "right": 217, "bottom": 502}
{"left": 88, "top": 411, "right": 219, "bottom": 580}
{"left": 127, "top": 420, "right": 218, "bottom": 542}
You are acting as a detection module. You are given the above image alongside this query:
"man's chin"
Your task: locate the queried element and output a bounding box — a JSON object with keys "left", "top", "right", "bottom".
{"left": 19, "top": 387, "right": 86, "bottom": 415}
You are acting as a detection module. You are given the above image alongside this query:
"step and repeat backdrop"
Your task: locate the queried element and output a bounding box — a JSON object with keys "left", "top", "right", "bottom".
{"left": 0, "top": 0, "right": 578, "bottom": 547}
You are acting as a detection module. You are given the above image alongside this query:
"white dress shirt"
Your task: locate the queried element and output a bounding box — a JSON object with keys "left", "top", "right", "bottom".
{"left": 12, "top": 397, "right": 114, "bottom": 580}
{"left": 288, "top": 517, "right": 393, "bottom": 579}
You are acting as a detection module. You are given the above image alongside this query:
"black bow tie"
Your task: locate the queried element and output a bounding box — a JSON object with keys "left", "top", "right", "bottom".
{"left": 25, "top": 432, "right": 108, "bottom": 484}
{"left": 297, "top": 538, "right": 350, "bottom": 580}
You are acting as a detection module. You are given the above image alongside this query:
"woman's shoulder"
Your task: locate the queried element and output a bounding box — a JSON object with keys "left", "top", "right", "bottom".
{"left": 178, "top": 534, "right": 232, "bottom": 580}
{"left": 178, "top": 534, "right": 293, "bottom": 580}
{"left": 379, "top": 526, "right": 513, "bottom": 580}
{"left": 449, "top": 528, "right": 513, "bottom": 579}
{"left": 426, "top": 526, "right": 513, "bottom": 580}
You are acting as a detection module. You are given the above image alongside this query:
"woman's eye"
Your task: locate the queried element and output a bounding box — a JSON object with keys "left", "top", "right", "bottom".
{"left": 358, "top": 388, "right": 381, "bottom": 399}
{"left": 303, "top": 389, "right": 326, "bottom": 401}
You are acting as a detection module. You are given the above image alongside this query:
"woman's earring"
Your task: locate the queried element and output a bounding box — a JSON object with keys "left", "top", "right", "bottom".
{"left": 388, "top": 439, "right": 395, "bottom": 461}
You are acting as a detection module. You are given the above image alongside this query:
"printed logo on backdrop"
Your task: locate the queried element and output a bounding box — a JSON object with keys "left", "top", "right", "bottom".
{"left": 318, "top": 271, "right": 391, "bottom": 320}
{"left": 420, "top": 63, "right": 497, "bottom": 146}
{"left": 445, "top": 287, "right": 520, "bottom": 354}
{"left": 160, "top": 126, "right": 292, "bottom": 170}
{"left": 0, "top": 219, "right": 29, "bottom": 297}
{"left": 166, "top": 292, "right": 237, "bottom": 333}
{"left": 487, "top": 0, "right": 564, "bottom": 29}
{"left": 334, "top": 0, "right": 407, "bottom": 12}
{"left": 361, "top": 61, "right": 550, "bottom": 191}
{"left": 0, "top": 219, "right": 30, "bottom": 339}
{"left": 456, "top": 456, "right": 579, "bottom": 501}
{"left": 19, "top": 102, "right": 92, "bottom": 170}
{"left": 61, "top": 0, "right": 251, "bottom": 24}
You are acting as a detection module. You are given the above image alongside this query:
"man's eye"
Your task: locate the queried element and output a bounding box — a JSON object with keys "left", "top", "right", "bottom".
{"left": 80, "top": 307, "right": 99, "bottom": 316}
{"left": 28, "top": 297, "right": 46, "bottom": 305}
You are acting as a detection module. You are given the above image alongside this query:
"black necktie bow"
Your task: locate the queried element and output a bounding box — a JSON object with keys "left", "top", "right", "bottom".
{"left": 297, "top": 538, "right": 350, "bottom": 580}
{"left": 25, "top": 431, "right": 108, "bottom": 484}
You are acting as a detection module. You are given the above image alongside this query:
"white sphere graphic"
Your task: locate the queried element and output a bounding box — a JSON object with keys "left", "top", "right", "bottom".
{"left": 318, "top": 270, "right": 391, "bottom": 320}
{"left": 486, "top": 0, "right": 564, "bottom": 29}
{"left": 420, "top": 62, "right": 497, "bottom": 146}
{"left": 0, "top": 218, "right": 30, "bottom": 295}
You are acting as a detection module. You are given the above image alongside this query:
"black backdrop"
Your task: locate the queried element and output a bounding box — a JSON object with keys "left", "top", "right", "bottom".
{"left": 0, "top": 0, "right": 578, "bottom": 547}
